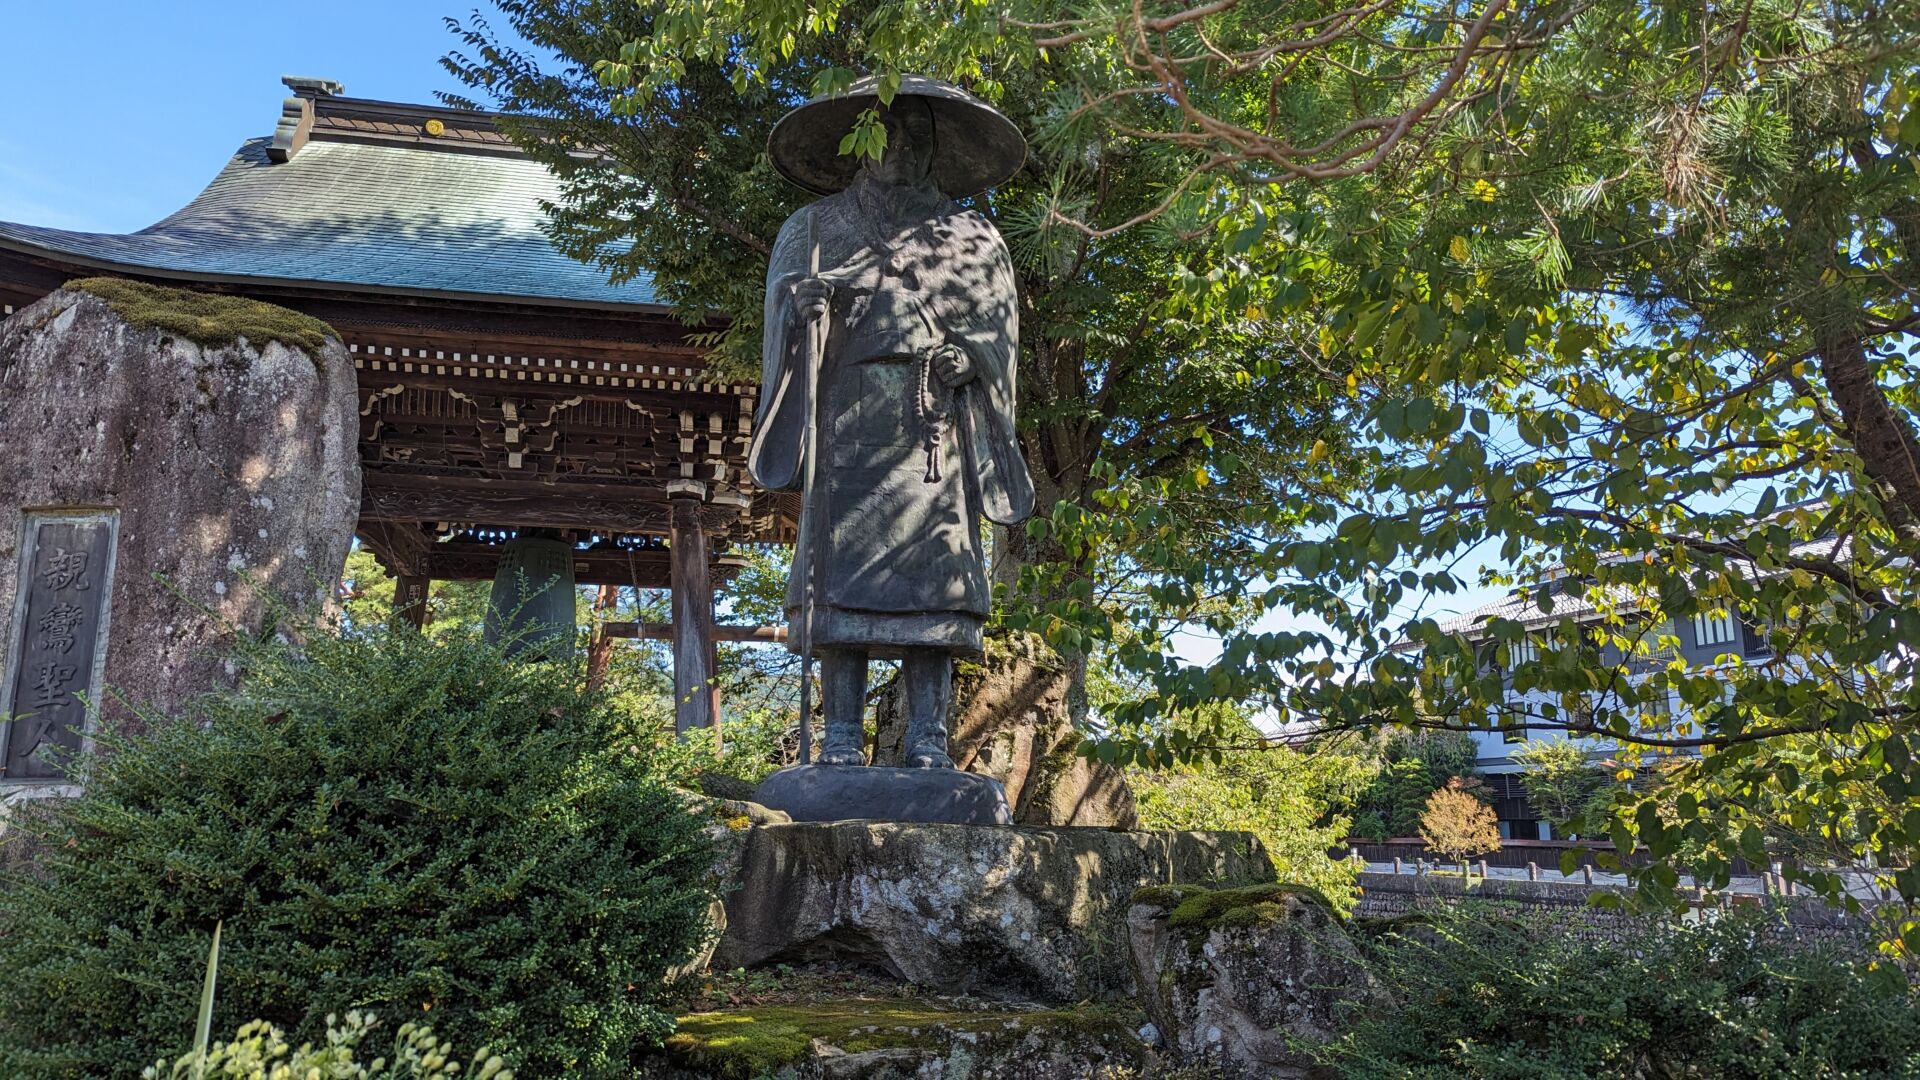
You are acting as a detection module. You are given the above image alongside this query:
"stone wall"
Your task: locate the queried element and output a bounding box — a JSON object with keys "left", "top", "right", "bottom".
{"left": 1353, "top": 871, "right": 1880, "bottom": 953}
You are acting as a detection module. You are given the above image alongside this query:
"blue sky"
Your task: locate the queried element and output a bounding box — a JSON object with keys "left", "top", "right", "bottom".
{"left": 0, "top": 2, "right": 478, "bottom": 233}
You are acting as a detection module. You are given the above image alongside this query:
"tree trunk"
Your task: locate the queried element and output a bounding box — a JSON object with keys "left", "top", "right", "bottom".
{"left": 993, "top": 414, "right": 1096, "bottom": 727}
{"left": 1790, "top": 159, "right": 1920, "bottom": 537}
{"left": 1812, "top": 319, "right": 1920, "bottom": 533}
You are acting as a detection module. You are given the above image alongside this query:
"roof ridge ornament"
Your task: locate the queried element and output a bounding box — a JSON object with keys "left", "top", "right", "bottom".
{"left": 281, "top": 75, "right": 345, "bottom": 99}
{"left": 269, "top": 77, "right": 343, "bottom": 164}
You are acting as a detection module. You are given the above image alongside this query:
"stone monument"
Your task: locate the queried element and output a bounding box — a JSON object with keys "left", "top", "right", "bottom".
{"left": 746, "top": 76, "right": 1033, "bottom": 823}
{"left": 0, "top": 280, "right": 360, "bottom": 791}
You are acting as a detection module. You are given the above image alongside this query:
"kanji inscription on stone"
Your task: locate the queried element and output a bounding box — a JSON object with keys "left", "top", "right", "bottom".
{"left": 4, "top": 515, "right": 115, "bottom": 781}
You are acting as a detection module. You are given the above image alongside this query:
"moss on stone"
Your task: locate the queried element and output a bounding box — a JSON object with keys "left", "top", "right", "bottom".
{"left": 1159, "top": 881, "right": 1337, "bottom": 932}
{"left": 664, "top": 998, "right": 1138, "bottom": 1080}
{"left": 1132, "top": 883, "right": 1211, "bottom": 909}
{"left": 67, "top": 277, "right": 337, "bottom": 357}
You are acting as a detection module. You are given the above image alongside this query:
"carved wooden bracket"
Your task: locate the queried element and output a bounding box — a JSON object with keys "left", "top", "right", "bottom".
{"left": 449, "top": 391, "right": 584, "bottom": 469}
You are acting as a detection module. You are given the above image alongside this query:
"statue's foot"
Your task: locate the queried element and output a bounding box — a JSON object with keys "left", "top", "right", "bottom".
{"left": 816, "top": 746, "right": 867, "bottom": 767}
{"left": 906, "top": 746, "right": 955, "bottom": 769}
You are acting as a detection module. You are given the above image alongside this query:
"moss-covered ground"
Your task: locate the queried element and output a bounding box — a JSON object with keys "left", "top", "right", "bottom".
{"left": 68, "top": 277, "right": 338, "bottom": 356}
{"left": 661, "top": 970, "right": 1142, "bottom": 1080}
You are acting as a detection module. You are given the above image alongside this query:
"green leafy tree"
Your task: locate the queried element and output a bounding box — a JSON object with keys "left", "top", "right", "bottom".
{"left": 904, "top": 0, "right": 1920, "bottom": 954}
{"left": 1032, "top": 0, "right": 1920, "bottom": 955}
{"left": 441, "top": 1, "right": 1360, "bottom": 732}
{"left": 1345, "top": 729, "right": 1479, "bottom": 839}
{"left": 1510, "top": 739, "right": 1618, "bottom": 838}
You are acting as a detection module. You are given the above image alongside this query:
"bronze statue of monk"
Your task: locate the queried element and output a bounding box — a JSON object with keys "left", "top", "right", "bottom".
{"left": 749, "top": 76, "right": 1033, "bottom": 769}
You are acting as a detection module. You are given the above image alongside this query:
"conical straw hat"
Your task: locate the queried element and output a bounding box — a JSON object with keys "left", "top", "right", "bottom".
{"left": 768, "top": 74, "right": 1027, "bottom": 198}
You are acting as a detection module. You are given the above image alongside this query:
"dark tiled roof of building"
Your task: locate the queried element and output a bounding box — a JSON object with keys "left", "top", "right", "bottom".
{"left": 0, "top": 90, "right": 658, "bottom": 309}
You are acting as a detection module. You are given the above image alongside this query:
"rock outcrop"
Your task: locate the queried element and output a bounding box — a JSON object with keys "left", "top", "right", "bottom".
{"left": 1127, "top": 883, "right": 1382, "bottom": 1077}
{"left": 875, "top": 636, "right": 1138, "bottom": 829}
{"left": 714, "top": 821, "right": 1272, "bottom": 1003}
{"left": 0, "top": 280, "right": 359, "bottom": 758}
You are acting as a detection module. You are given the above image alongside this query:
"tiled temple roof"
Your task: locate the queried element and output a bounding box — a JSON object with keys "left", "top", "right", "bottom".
{"left": 0, "top": 79, "right": 657, "bottom": 309}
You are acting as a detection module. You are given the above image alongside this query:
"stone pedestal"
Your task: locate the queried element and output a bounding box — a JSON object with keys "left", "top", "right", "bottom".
{"left": 712, "top": 820, "right": 1272, "bottom": 1002}
{"left": 0, "top": 283, "right": 359, "bottom": 780}
{"left": 752, "top": 763, "right": 1012, "bottom": 825}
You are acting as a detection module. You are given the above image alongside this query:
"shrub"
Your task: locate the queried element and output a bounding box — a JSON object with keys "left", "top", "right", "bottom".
{"left": 1419, "top": 779, "right": 1501, "bottom": 871}
{"left": 0, "top": 627, "right": 717, "bottom": 1078}
{"left": 1509, "top": 738, "right": 1619, "bottom": 838}
{"left": 1130, "top": 710, "right": 1366, "bottom": 912}
{"left": 637, "top": 707, "right": 788, "bottom": 791}
{"left": 1315, "top": 906, "right": 1920, "bottom": 1077}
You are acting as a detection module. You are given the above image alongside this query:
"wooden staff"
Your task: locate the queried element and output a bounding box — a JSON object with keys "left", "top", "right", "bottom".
{"left": 792, "top": 210, "right": 827, "bottom": 764}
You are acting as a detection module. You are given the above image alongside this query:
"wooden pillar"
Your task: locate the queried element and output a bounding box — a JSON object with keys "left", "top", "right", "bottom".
{"left": 668, "top": 488, "right": 715, "bottom": 737}
{"left": 586, "top": 584, "right": 621, "bottom": 690}
{"left": 391, "top": 574, "right": 431, "bottom": 631}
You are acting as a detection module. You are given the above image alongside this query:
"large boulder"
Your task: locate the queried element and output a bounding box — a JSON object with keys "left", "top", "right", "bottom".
{"left": 668, "top": 792, "right": 792, "bottom": 984}
{"left": 0, "top": 280, "right": 359, "bottom": 770}
{"left": 714, "top": 821, "right": 1272, "bottom": 1003}
{"left": 1127, "top": 883, "right": 1383, "bottom": 1078}
{"left": 875, "top": 636, "right": 1138, "bottom": 828}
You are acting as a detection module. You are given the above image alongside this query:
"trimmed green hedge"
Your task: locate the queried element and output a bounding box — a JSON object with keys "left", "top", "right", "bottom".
{"left": 0, "top": 627, "right": 716, "bottom": 1078}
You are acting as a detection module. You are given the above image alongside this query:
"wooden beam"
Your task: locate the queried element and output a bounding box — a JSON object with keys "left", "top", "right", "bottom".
{"left": 354, "top": 362, "right": 749, "bottom": 409}
{"left": 668, "top": 498, "right": 716, "bottom": 738}
{"left": 408, "top": 541, "right": 744, "bottom": 589}
{"left": 360, "top": 471, "right": 751, "bottom": 537}
{"left": 360, "top": 472, "right": 672, "bottom": 534}
{"left": 357, "top": 520, "right": 433, "bottom": 577}
{"left": 602, "top": 622, "right": 787, "bottom": 643}
{"left": 425, "top": 543, "right": 669, "bottom": 587}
